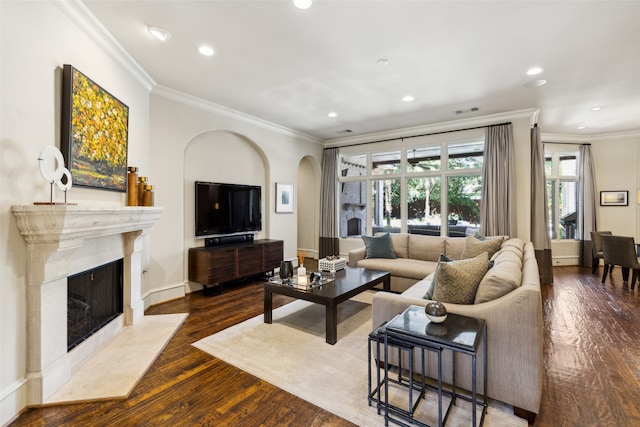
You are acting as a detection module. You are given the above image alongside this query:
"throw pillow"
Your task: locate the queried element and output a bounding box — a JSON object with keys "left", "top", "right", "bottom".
{"left": 423, "top": 254, "right": 450, "bottom": 300}
{"left": 432, "top": 252, "right": 489, "bottom": 304}
{"left": 461, "top": 235, "right": 503, "bottom": 259}
{"left": 362, "top": 233, "right": 397, "bottom": 259}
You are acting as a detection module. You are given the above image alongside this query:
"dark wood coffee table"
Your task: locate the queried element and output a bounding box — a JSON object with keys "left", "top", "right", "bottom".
{"left": 264, "top": 267, "right": 391, "bottom": 344}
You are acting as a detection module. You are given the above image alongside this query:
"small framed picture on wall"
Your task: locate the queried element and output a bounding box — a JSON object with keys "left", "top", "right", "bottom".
{"left": 276, "top": 182, "right": 294, "bottom": 213}
{"left": 600, "top": 190, "right": 628, "bottom": 206}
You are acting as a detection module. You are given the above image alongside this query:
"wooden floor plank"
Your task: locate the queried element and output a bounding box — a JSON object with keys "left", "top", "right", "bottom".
{"left": 9, "top": 265, "right": 640, "bottom": 426}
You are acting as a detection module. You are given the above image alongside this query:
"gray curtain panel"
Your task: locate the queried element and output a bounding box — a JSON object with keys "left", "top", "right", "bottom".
{"left": 530, "top": 125, "right": 553, "bottom": 284}
{"left": 578, "top": 144, "right": 598, "bottom": 268}
{"left": 480, "top": 124, "right": 516, "bottom": 237}
{"left": 319, "top": 147, "right": 339, "bottom": 258}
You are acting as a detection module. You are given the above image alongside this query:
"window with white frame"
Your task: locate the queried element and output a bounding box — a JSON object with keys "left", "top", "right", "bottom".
{"left": 338, "top": 138, "right": 484, "bottom": 238}
{"left": 545, "top": 144, "right": 580, "bottom": 240}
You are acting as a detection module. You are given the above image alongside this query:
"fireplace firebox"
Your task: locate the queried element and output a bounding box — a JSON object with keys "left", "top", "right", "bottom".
{"left": 68, "top": 259, "right": 124, "bottom": 351}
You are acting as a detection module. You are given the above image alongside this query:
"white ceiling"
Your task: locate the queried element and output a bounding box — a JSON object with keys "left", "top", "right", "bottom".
{"left": 82, "top": 0, "right": 640, "bottom": 141}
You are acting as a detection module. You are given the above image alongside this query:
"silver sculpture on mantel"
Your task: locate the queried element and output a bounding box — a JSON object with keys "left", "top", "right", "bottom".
{"left": 37, "top": 145, "right": 73, "bottom": 204}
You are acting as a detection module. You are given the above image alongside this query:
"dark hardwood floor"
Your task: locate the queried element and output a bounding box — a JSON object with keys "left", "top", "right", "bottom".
{"left": 9, "top": 264, "right": 640, "bottom": 426}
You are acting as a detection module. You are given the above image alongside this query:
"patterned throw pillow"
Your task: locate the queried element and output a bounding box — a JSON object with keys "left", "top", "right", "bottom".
{"left": 362, "top": 233, "right": 397, "bottom": 259}
{"left": 423, "top": 254, "right": 450, "bottom": 300}
{"left": 432, "top": 252, "right": 489, "bottom": 304}
{"left": 461, "top": 235, "right": 503, "bottom": 259}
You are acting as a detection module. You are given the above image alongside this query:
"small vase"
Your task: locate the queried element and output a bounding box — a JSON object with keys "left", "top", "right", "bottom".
{"left": 279, "top": 261, "right": 293, "bottom": 282}
{"left": 127, "top": 167, "right": 138, "bottom": 206}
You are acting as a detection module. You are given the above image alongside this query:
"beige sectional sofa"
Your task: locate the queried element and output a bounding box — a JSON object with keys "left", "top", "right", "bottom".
{"left": 348, "top": 233, "right": 543, "bottom": 422}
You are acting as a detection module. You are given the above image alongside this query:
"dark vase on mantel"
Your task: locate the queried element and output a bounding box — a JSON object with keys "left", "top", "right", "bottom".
{"left": 279, "top": 261, "right": 293, "bottom": 282}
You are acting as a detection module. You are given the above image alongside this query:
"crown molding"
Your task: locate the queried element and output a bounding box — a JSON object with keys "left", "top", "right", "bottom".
{"left": 543, "top": 129, "right": 640, "bottom": 143}
{"left": 152, "top": 85, "right": 323, "bottom": 144}
{"left": 52, "top": 0, "right": 155, "bottom": 92}
{"left": 323, "top": 109, "right": 540, "bottom": 147}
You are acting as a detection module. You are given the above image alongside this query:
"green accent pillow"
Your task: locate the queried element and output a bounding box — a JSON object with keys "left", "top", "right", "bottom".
{"left": 432, "top": 252, "right": 489, "bottom": 304}
{"left": 362, "top": 233, "right": 397, "bottom": 259}
{"left": 461, "top": 235, "right": 503, "bottom": 259}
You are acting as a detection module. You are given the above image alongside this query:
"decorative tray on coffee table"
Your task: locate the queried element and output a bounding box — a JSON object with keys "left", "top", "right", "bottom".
{"left": 268, "top": 274, "right": 334, "bottom": 291}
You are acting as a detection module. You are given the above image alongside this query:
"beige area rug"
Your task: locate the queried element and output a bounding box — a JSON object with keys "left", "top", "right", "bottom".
{"left": 47, "top": 313, "right": 187, "bottom": 405}
{"left": 193, "top": 293, "right": 525, "bottom": 427}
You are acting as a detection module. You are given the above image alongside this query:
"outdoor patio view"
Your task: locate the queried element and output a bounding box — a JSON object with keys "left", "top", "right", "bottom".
{"left": 339, "top": 142, "right": 484, "bottom": 238}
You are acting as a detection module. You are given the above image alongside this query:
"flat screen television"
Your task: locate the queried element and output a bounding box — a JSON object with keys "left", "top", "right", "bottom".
{"left": 195, "top": 181, "right": 262, "bottom": 238}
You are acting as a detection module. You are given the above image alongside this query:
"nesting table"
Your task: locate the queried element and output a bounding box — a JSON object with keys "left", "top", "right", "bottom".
{"left": 369, "top": 305, "right": 487, "bottom": 427}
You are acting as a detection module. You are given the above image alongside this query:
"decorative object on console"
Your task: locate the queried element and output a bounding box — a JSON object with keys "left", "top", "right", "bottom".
{"left": 424, "top": 301, "right": 448, "bottom": 323}
{"left": 276, "top": 182, "right": 294, "bottom": 213}
{"left": 61, "top": 64, "right": 129, "bottom": 192}
{"left": 36, "top": 145, "right": 73, "bottom": 204}
{"left": 127, "top": 166, "right": 138, "bottom": 206}
{"left": 319, "top": 256, "right": 346, "bottom": 272}
{"left": 600, "top": 190, "right": 628, "bottom": 206}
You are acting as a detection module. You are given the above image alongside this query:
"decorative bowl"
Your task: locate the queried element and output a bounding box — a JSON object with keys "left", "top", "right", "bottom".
{"left": 425, "top": 301, "right": 448, "bottom": 323}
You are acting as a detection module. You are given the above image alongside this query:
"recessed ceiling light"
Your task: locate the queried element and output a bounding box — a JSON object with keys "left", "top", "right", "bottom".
{"left": 577, "top": 125, "right": 587, "bottom": 130}
{"left": 526, "top": 67, "right": 543, "bottom": 76}
{"left": 147, "top": 26, "right": 172, "bottom": 42}
{"left": 328, "top": 112, "right": 337, "bottom": 118}
{"left": 590, "top": 106, "right": 602, "bottom": 111}
{"left": 524, "top": 79, "right": 547, "bottom": 88}
{"left": 293, "top": 0, "right": 312, "bottom": 9}
{"left": 198, "top": 45, "right": 215, "bottom": 56}
{"left": 377, "top": 58, "right": 390, "bottom": 66}
{"left": 402, "top": 95, "right": 415, "bottom": 102}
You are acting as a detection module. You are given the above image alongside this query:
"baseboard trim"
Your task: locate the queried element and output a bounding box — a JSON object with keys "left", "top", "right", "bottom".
{"left": 142, "top": 283, "right": 187, "bottom": 310}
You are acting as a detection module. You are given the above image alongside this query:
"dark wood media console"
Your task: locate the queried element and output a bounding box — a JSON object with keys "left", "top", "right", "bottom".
{"left": 188, "top": 239, "right": 283, "bottom": 294}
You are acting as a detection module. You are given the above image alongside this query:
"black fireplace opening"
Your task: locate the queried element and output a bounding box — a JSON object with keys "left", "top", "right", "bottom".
{"left": 67, "top": 259, "right": 124, "bottom": 351}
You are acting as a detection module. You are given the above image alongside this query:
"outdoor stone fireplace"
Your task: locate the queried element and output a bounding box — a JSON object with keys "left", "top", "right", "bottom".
{"left": 12, "top": 205, "right": 162, "bottom": 405}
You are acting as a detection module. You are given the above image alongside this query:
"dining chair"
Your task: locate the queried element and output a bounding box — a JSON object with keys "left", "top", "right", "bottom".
{"left": 590, "top": 231, "right": 612, "bottom": 274}
{"left": 601, "top": 235, "right": 640, "bottom": 289}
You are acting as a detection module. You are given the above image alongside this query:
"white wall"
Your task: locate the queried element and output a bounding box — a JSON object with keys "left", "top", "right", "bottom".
{"left": 591, "top": 134, "right": 640, "bottom": 238}
{"left": 0, "top": 1, "right": 151, "bottom": 423}
{"left": 146, "top": 93, "right": 323, "bottom": 302}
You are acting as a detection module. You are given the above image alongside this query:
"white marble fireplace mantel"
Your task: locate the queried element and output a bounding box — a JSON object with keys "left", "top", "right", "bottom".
{"left": 12, "top": 204, "right": 163, "bottom": 405}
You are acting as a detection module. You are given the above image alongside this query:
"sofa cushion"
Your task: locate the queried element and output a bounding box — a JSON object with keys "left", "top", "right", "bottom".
{"left": 493, "top": 249, "right": 522, "bottom": 269}
{"left": 388, "top": 233, "right": 409, "bottom": 258}
{"left": 461, "top": 235, "right": 503, "bottom": 259}
{"left": 501, "top": 237, "right": 525, "bottom": 253}
{"left": 362, "top": 233, "right": 396, "bottom": 259}
{"left": 432, "top": 252, "right": 489, "bottom": 304}
{"left": 444, "top": 237, "right": 466, "bottom": 260}
{"left": 357, "top": 257, "right": 437, "bottom": 280}
{"left": 409, "top": 235, "right": 446, "bottom": 262}
{"left": 475, "top": 260, "right": 522, "bottom": 303}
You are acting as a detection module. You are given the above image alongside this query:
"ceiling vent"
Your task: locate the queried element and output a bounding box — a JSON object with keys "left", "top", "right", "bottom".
{"left": 455, "top": 107, "right": 480, "bottom": 115}
{"left": 336, "top": 129, "right": 353, "bottom": 134}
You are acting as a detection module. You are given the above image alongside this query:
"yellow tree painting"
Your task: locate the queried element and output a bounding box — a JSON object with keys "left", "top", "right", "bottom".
{"left": 61, "top": 65, "right": 129, "bottom": 191}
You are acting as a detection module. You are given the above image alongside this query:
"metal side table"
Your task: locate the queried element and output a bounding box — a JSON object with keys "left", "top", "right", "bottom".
{"left": 376, "top": 305, "right": 488, "bottom": 427}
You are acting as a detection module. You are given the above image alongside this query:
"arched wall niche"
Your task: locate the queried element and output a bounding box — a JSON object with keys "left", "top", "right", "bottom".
{"left": 297, "top": 155, "right": 321, "bottom": 260}
{"left": 183, "top": 130, "right": 270, "bottom": 289}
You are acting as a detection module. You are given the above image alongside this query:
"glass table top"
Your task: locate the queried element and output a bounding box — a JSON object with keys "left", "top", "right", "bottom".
{"left": 385, "top": 305, "right": 485, "bottom": 351}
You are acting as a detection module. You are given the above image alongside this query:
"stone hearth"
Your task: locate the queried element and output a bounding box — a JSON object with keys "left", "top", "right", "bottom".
{"left": 12, "top": 205, "right": 163, "bottom": 405}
